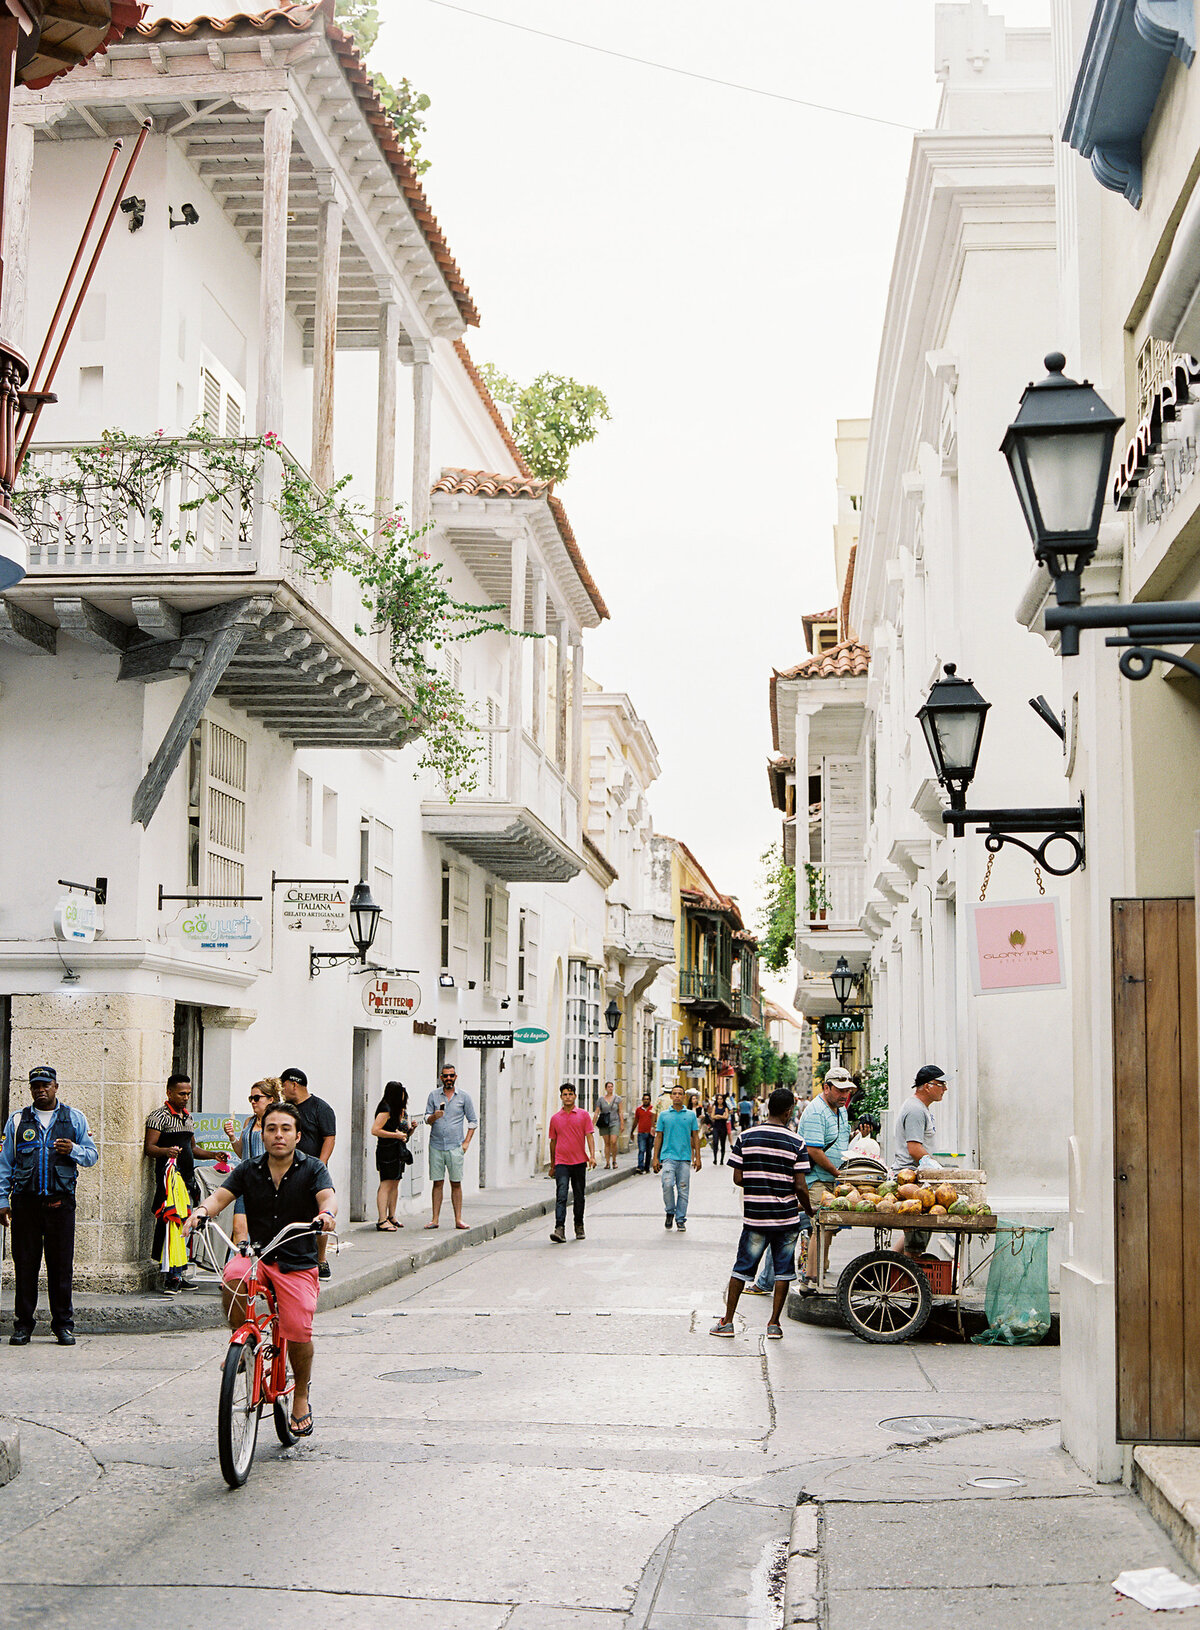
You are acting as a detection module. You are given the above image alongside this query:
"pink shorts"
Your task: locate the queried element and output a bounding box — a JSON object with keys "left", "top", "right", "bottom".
{"left": 223, "top": 1256, "right": 319, "bottom": 1343}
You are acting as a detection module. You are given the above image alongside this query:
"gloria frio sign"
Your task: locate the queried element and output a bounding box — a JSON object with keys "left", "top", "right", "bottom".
{"left": 167, "top": 906, "right": 263, "bottom": 954}
{"left": 969, "top": 898, "right": 1065, "bottom": 995}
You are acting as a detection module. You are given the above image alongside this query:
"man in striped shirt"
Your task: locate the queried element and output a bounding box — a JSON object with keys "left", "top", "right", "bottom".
{"left": 710, "top": 1088, "right": 813, "bottom": 1340}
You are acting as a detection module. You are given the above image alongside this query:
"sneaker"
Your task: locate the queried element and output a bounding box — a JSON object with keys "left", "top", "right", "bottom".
{"left": 675, "top": 1222, "right": 686, "bottom": 1234}
{"left": 664, "top": 1215, "right": 674, "bottom": 1230}
{"left": 766, "top": 1322, "right": 783, "bottom": 1340}
{"left": 318, "top": 1262, "right": 332, "bottom": 1281}
{"left": 550, "top": 1228, "right": 567, "bottom": 1243}
{"left": 575, "top": 1227, "right": 586, "bottom": 1240}
{"left": 709, "top": 1319, "right": 736, "bottom": 1337}
{"left": 160, "top": 1278, "right": 182, "bottom": 1296}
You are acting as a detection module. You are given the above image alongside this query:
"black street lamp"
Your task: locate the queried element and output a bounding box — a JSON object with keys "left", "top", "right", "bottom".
{"left": 309, "top": 879, "right": 382, "bottom": 977}
{"left": 604, "top": 998, "right": 621, "bottom": 1036}
{"left": 1001, "top": 352, "right": 1123, "bottom": 626}
{"left": 831, "top": 957, "right": 855, "bottom": 1011}
{"left": 918, "top": 665, "right": 1086, "bottom": 875}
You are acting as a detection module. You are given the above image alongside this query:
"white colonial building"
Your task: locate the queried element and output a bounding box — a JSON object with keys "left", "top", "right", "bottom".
{"left": 0, "top": 4, "right": 668, "bottom": 1283}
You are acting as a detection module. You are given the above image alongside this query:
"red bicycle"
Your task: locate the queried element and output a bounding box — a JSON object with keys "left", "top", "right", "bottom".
{"left": 193, "top": 1215, "right": 331, "bottom": 1487}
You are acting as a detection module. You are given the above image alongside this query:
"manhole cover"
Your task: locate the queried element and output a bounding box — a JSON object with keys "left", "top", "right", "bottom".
{"left": 878, "top": 1415, "right": 982, "bottom": 1436}
{"left": 968, "top": 1475, "right": 1025, "bottom": 1490}
{"left": 380, "top": 1367, "right": 482, "bottom": 1384}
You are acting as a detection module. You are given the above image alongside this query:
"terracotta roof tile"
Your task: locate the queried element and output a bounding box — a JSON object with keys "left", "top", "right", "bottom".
{"left": 139, "top": 2, "right": 479, "bottom": 328}
{"left": 776, "top": 638, "right": 870, "bottom": 682}
{"left": 801, "top": 606, "right": 839, "bottom": 653}
{"left": 432, "top": 469, "right": 551, "bottom": 500}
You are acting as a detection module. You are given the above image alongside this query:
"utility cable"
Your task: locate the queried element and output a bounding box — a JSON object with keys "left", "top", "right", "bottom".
{"left": 419, "top": 0, "right": 918, "bottom": 132}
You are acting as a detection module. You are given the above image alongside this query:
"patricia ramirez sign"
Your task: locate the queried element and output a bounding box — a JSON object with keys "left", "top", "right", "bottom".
{"left": 362, "top": 977, "right": 422, "bottom": 1022}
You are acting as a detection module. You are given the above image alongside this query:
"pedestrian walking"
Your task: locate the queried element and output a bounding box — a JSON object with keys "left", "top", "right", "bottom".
{"left": 144, "top": 1072, "right": 200, "bottom": 1294}
{"left": 372, "top": 1080, "right": 414, "bottom": 1231}
{"left": 709, "top": 1087, "right": 732, "bottom": 1164}
{"left": 710, "top": 1087, "right": 813, "bottom": 1340}
{"left": 652, "top": 1083, "right": 701, "bottom": 1232}
{"left": 280, "top": 1067, "right": 337, "bottom": 1279}
{"left": 632, "top": 1093, "right": 656, "bottom": 1172}
{"left": 737, "top": 1092, "right": 754, "bottom": 1132}
{"left": 548, "top": 1083, "right": 596, "bottom": 1242}
{"left": 797, "top": 1067, "right": 855, "bottom": 1288}
{"left": 424, "top": 1063, "right": 477, "bottom": 1230}
{"left": 594, "top": 1081, "right": 623, "bottom": 1169}
{"left": 223, "top": 1077, "right": 281, "bottom": 1245}
{"left": 0, "top": 1066, "right": 98, "bottom": 1345}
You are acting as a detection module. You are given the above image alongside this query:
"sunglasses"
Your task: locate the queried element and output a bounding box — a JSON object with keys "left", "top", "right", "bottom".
{"left": 249, "top": 1093, "right": 268, "bottom": 1103}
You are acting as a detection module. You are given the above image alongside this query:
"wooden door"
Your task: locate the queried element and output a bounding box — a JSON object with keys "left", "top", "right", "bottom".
{"left": 1113, "top": 898, "right": 1200, "bottom": 1443}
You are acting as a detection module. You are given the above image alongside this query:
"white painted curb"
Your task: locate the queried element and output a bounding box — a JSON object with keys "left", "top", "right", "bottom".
{"left": 783, "top": 1499, "right": 820, "bottom": 1626}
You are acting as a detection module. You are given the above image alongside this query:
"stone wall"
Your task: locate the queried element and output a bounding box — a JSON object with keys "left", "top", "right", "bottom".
{"left": 10, "top": 993, "right": 175, "bottom": 1291}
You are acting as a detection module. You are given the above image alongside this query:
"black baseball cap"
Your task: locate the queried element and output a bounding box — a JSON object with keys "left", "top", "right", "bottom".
{"left": 914, "top": 1064, "right": 948, "bottom": 1087}
{"left": 29, "top": 1065, "right": 57, "bottom": 1084}
{"left": 280, "top": 1067, "right": 307, "bottom": 1087}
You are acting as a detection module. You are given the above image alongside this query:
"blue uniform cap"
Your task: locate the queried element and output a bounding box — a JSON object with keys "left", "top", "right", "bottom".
{"left": 29, "top": 1066, "right": 57, "bottom": 1084}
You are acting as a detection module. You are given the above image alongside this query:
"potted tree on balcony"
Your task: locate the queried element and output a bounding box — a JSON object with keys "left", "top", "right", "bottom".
{"left": 804, "top": 863, "right": 830, "bottom": 929}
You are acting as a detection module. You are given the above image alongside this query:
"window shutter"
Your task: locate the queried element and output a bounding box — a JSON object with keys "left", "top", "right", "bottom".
{"left": 202, "top": 719, "right": 247, "bottom": 897}
{"left": 372, "top": 818, "right": 393, "bottom": 961}
{"left": 202, "top": 368, "right": 222, "bottom": 431}
{"left": 451, "top": 865, "right": 470, "bottom": 980}
{"left": 486, "top": 693, "right": 501, "bottom": 792}
{"left": 491, "top": 887, "right": 509, "bottom": 993}
{"left": 822, "top": 757, "right": 865, "bottom": 865}
{"left": 518, "top": 908, "right": 539, "bottom": 1005}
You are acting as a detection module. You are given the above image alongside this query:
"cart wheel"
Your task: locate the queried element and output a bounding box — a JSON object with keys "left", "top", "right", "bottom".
{"left": 836, "top": 1250, "right": 932, "bottom": 1344}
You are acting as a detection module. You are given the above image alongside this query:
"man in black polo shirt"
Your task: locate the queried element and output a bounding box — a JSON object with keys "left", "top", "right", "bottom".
{"left": 280, "top": 1067, "right": 336, "bottom": 1280}
{"left": 184, "top": 1101, "right": 335, "bottom": 1438}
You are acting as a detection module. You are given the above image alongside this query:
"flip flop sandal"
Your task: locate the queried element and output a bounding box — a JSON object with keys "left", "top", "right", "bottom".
{"left": 376, "top": 1221, "right": 397, "bottom": 1231}
{"left": 289, "top": 1408, "right": 314, "bottom": 1437}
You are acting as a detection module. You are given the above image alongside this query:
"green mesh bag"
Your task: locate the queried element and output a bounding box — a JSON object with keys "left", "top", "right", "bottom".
{"left": 971, "top": 1221, "right": 1052, "bottom": 1345}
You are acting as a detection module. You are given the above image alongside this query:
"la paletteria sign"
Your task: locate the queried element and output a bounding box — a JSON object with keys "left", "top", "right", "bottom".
{"left": 168, "top": 906, "right": 263, "bottom": 954}
{"left": 362, "top": 977, "right": 422, "bottom": 1022}
{"left": 969, "top": 898, "right": 1065, "bottom": 995}
{"left": 281, "top": 884, "right": 349, "bottom": 933}
{"left": 54, "top": 895, "right": 103, "bottom": 943}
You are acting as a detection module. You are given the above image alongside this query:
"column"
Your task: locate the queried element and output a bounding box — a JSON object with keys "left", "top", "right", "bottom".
{"left": 256, "top": 103, "right": 293, "bottom": 437}
{"left": 310, "top": 186, "right": 342, "bottom": 489}
{"left": 411, "top": 341, "right": 433, "bottom": 531}
{"left": 0, "top": 119, "right": 34, "bottom": 349}
{"left": 374, "top": 296, "right": 400, "bottom": 528}
{"left": 506, "top": 531, "right": 527, "bottom": 803}
{"left": 570, "top": 636, "right": 584, "bottom": 794}
{"left": 530, "top": 568, "right": 547, "bottom": 750}
{"left": 555, "top": 614, "right": 569, "bottom": 771}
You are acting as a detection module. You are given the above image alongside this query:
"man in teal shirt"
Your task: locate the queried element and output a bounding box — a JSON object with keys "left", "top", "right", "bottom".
{"left": 652, "top": 1083, "right": 702, "bottom": 1233}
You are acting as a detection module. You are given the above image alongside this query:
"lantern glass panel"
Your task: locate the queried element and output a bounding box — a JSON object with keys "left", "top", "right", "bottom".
{"left": 1021, "top": 429, "right": 1111, "bottom": 536}
{"left": 349, "top": 883, "right": 381, "bottom": 954}
{"left": 931, "top": 708, "right": 985, "bottom": 780}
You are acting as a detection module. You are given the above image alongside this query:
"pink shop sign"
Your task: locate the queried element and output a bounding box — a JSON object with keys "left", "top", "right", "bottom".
{"left": 969, "top": 898, "right": 1065, "bottom": 995}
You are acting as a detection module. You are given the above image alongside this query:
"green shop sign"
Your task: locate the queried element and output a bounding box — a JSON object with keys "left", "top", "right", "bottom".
{"left": 514, "top": 1026, "right": 550, "bottom": 1044}
{"left": 820, "top": 1013, "right": 864, "bottom": 1038}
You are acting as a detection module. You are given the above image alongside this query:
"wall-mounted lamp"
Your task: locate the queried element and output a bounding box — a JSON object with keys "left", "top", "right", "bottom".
{"left": 439, "top": 972, "right": 456, "bottom": 988}
{"left": 309, "top": 880, "right": 381, "bottom": 977}
{"left": 604, "top": 998, "right": 621, "bottom": 1036}
{"left": 831, "top": 957, "right": 855, "bottom": 1012}
{"left": 120, "top": 195, "right": 146, "bottom": 232}
{"left": 169, "top": 202, "right": 199, "bottom": 229}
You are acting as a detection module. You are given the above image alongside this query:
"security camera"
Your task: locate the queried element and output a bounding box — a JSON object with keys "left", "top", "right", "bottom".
{"left": 499, "top": 996, "right": 510, "bottom": 1010}
{"left": 120, "top": 195, "right": 146, "bottom": 231}
{"left": 169, "top": 202, "right": 200, "bottom": 229}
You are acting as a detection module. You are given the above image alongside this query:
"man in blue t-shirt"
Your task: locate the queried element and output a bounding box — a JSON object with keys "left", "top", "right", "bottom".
{"left": 652, "top": 1083, "right": 701, "bottom": 1232}
{"left": 798, "top": 1069, "right": 855, "bottom": 1286}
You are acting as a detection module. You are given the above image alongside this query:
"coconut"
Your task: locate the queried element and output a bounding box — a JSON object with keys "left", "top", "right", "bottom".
{"left": 897, "top": 1169, "right": 918, "bottom": 1186}
{"left": 934, "top": 1184, "right": 958, "bottom": 1209}
{"left": 896, "top": 1184, "right": 922, "bottom": 1202}
{"left": 947, "top": 1199, "right": 970, "bottom": 1216}
{"left": 917, "top": 1187, "right": 936, "bottom": 1210}
{"left": 929, "top": 1204, "right": 948, "bottom": 1216}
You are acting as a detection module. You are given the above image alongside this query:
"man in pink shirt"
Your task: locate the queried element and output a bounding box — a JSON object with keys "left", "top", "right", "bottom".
{"left": 548, "top": 1083, "right": 596, "bottom": 1243}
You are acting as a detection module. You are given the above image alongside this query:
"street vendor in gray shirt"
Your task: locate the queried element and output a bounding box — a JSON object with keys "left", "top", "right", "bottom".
{"left": 892, "top": 1064, "right": 950, "bottom": 1256}
{"left": 423, "top": 1064, "right": 477, "bottom": 1232}
{"left": 891, "top": 1064, "right": 950, "bottom": 1172}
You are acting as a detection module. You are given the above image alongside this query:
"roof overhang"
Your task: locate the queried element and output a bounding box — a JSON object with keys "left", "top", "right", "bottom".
{"left": 421, "top": 802, "right": 583, "bottom": 883}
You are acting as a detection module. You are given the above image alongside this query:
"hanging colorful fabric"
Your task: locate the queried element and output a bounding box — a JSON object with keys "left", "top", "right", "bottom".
{"left": 155, "top": 1157, "right": 192, "bottom": 1272}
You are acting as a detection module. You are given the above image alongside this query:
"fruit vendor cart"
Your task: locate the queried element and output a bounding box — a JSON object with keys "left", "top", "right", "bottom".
{"left": 812, "top": 1210, "right": 999, "bottom": 1343}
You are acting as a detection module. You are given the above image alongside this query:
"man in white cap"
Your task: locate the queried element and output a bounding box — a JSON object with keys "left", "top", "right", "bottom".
{"left": 797, "top": 1067, "right": 855, "bottom": 1288}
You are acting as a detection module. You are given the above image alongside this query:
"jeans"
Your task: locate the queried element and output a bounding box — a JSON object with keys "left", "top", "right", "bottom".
{"left": 754, "top": 1253, "right": 775, "bottom": 1292}
{"left": 710, "top": 1120, "right": 728, "bottom": 1162}
{"left": 637, "top": 1132, "right": 654, "bottom": 1172}
{"left": 660, "top": 1159, "right": 691, "bottom": 1223}
{"left": 733, "top": 1225, "right": 800, "bottom": 1285}
{"left": 11, "top": 1194, "right": 76, "bottom": 1333}
{"left": 554, "top": 1163, "right": 587, "bottom": 1230}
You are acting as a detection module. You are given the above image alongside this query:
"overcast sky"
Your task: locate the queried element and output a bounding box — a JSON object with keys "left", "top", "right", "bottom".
{"left": 367, "top": 1, "right": 1051, "bottom": 964}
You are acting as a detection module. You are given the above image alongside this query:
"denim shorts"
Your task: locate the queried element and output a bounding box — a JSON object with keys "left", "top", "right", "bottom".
{"left": 732, "top": 1225, "right": 801, "bottom": 1283}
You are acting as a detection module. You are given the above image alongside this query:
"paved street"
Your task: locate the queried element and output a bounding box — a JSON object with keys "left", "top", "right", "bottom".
{"left": 1, "top": 1162, "right": 1196, "bottom": 1628}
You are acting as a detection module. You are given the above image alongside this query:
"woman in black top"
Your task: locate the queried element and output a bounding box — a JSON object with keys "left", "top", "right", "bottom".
{"left": 371, "top": 1080, "right": 412, "bottom": 1231}
{"left": 710, "top": 1089, "right": 731, "bottom": 1165}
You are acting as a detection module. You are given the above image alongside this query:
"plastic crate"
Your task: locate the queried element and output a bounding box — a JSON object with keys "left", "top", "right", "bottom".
{"left": 913, "top": 1253, "right": 954, "bottom": 1296}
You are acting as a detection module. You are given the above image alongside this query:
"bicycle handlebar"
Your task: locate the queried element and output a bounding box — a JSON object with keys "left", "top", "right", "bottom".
{"left": 191, "top": 1214, "right": 335, "bottom": 1260}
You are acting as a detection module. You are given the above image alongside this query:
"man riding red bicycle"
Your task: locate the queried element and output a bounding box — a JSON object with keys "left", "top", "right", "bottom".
{"left": 184, "top": 1099, "right": 335, "bottom": 1438}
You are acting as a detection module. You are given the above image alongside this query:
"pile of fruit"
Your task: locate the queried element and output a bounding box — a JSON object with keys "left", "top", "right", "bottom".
{"left": 821, "top": 1167, "right": 990, "bottom": 1218}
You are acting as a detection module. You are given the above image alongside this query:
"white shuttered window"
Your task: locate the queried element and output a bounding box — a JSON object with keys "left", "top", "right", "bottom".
{"left": 202, "top": 720, "right": 247, "bottom": 897}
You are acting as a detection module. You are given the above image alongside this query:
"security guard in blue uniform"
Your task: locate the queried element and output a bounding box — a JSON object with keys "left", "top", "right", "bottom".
{"left": 0, "top": 1066, "right": 98, "bottom": 1345}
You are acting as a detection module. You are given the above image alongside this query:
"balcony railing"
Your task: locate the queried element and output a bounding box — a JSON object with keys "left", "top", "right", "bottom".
{"left": 680, "top": 966, "right": 732, "bottom": 1008}
{"left": 736, "top": 990, "right": 762, "bottom": 1027}
{"left": 605, "top": 902, "right": 675, "bottom": 963}
{"left": 806, "top": 863, "right": 866, "bottom": 930}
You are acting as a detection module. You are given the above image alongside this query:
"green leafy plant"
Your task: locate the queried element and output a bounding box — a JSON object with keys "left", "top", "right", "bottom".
{"left": 804, "top": 862, "right": 830, "bottom": 917}
{"left": 15, "top": 426, "right": 518, "bottom": 796}
{"left": 756, "top": 843, "right": 795, "bottom": 973}
{"left": 477, "top": 365, "right": 610, "bottom": 484}
{"left": 335, "top": 0, "right": 431, "bottom": 174}
{"left": 850, "top": 1049, "right": 888, "bottom": 1124}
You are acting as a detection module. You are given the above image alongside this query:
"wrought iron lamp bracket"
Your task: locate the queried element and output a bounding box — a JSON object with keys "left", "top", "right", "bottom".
{"left": 979, "top": 824, "right": 1086, "bottom": 877}
{"left": 309, "top": 948, "right": 369, "bottom": 979}
{"left": 1045, "top": 599, "right": 1200, "bottom": 669}
{"left": 942, "top": 799, "right": 1086, "bottom": 877}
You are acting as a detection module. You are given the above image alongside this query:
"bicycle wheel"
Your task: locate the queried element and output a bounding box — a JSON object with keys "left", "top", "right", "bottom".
{"left": 217, "top": 1336, "right": 262, "bottom": 1487}
{"left": 836, "top": 1250, "right": 932, "bottom": 1344}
